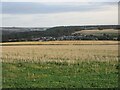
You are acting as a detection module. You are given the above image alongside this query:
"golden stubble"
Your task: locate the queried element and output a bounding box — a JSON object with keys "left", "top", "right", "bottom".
{"left": 2, "top": 44, "right": 118, "bottom": 64}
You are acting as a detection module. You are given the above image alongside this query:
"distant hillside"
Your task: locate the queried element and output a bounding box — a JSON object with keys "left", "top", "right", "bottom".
{"left": 45, "top": 25, "right": 119, "bottom": 37}
{"left": 72, "top": 29, "right": 118, "bottom": 35}
{"left": 1, "top": 27, "right": 48, "bottom": 32}
{"left": 1, "top": 25, "right": 120, "bottom": 42}
{"left": 45, "top": 26, "right": 82, "bottom": 37}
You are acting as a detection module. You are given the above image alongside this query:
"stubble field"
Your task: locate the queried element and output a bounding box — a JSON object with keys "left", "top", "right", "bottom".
{"left": 1, "top": 41, "right": 119, "bottom": 88}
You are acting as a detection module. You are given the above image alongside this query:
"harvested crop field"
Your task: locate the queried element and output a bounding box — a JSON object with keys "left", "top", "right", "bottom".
{"left": 1, "top": 41, "right": 119, "bottom": 88}
{"left": 73, "top": 29, "right": 119, "bottom": 35}
{"left": 2, "top": 45, "right": 118, "bottom": 63}
{"left": 0, "top": 40, "right": 119, "bottom": 46}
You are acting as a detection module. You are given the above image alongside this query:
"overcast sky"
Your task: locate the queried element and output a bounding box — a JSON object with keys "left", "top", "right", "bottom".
{"left": 1, "top": 0, "right": 119, "bottom": 27}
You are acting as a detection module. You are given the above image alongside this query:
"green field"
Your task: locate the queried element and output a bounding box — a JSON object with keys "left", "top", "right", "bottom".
{"left": 1, "top": 41, "right": 119, "bottom": 88}
{"left": 3, "top": 61, "right": 118, "bottom": 88}
{"left": 73, "top": 29, "right": 118, "bottom": 35}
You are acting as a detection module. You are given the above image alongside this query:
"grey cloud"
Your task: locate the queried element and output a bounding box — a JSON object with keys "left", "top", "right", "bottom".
{"left": 2, "top": 2, "right": 117, "bottom": 14}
